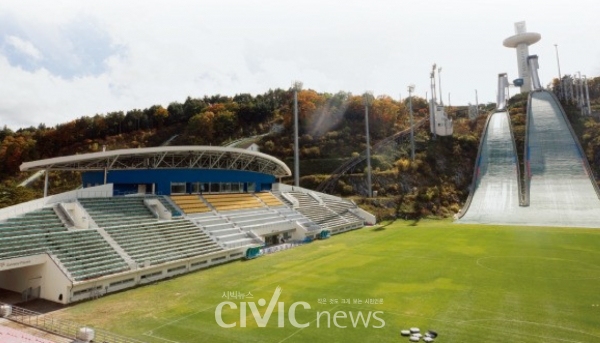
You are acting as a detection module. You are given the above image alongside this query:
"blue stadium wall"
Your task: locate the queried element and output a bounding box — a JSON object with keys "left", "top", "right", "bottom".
{"left": 81, "top": 169, "right": 276, "bottom": 195}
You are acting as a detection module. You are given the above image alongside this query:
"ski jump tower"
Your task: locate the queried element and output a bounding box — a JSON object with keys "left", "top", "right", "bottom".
{"left": 503, "top": 21, "right": 541, "bottom": 93}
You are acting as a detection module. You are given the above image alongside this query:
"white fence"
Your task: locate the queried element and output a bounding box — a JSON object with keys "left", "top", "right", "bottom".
{"left": 0, "top": 302, "right": 147, "bottom": 343}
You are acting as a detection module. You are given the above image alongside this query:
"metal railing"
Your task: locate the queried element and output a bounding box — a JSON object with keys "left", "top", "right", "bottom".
{"left": 261, "top": 242, "right": 303, "bottom": 255}
{"left": 521, "top": 92, "right": 533, "bottom": 206}
{"left": 507, "top": 110, "right": 525, "bottom": 207}
{"left": 1, "top": 302, "right": 147, "bottom": 343}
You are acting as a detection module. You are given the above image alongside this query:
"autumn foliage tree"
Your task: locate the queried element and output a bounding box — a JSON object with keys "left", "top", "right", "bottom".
{"left": 0, "top": 134, "right": 37, "bottom": 178}
{"left": 0, "top": 85, "right": 429, "bottom": 201}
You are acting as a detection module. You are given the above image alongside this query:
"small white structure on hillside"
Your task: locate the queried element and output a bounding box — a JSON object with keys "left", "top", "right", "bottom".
{"left": 429, "top": 64, "right": 453, "bottom": 136}
{"left": 247, "top": 143, "right": 260, "bottom": 152}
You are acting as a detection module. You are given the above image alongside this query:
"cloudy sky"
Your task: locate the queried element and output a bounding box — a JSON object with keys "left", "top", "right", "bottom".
{"left": 1, "top": 0, "right": 599, "bottom": 130}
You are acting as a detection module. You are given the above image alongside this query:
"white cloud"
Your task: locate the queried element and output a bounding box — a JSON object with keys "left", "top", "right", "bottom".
{"left": 5, "top": 35, "right": 42, "bottom": 60}
{"left": 0, "top": 0, "right": 599, "bottom": 130}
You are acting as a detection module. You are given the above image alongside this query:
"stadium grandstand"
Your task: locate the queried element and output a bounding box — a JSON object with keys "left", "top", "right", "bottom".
{"left": 0, "top": 146, "right": 375, "bottom": 306}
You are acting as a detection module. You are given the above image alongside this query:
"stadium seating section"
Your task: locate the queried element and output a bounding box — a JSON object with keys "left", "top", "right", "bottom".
{"left": 0, "top": 208, "right": 66, "bottom": 237}
{"left": 104, "top": 218, "right": 223, "bottom": 266}
{"left": 254, "top": 192, "right": 285, "bottom": 207}
{"left": 202, "top": 193, "right": 264, "bottom": 211}
{"left": 276, "top": 207, "right": 321, "bottom": 232}
{"left": 224, "top": 208, "right": 295, "bottom": 233}
{"left": 191, "top": 212, "right": 258, "bottom": 247}
{"left": 0, "top": 190, "right": 363, "bottom": 285}
{"left": 78, "top": 197, "right": 157, "bottom": 227}
{"left": 0, "top": 227, "right": 129, "bottom": 281}
{"left": 170, "top": 195, "right": 211, "bottom": 214}
{"left": 154, "top": 195, "right": 182, "bottom": 216}
{"left": 284, "top": 192, "right": 364, "bottom": 232}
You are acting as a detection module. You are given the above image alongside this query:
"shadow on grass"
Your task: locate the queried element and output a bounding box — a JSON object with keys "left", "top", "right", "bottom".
{"left": 371, "top": 217, "right": 421, "bottom": 231}
{"left": 408, "top": 218, "right": 421, "bottom": 226}
{"left": 371, "top": 219, "right": 397, "bottom": 231}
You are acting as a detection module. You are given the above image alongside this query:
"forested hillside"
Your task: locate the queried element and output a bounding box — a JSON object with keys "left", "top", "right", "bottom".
{"left": 1, "top": 76, "right": 599, "bottom": 220}
{"left": 0, "top": 89, "right": 432, "bottom": 178}
{"left": 0, "top": 88, "right": 428, "bottom": 207}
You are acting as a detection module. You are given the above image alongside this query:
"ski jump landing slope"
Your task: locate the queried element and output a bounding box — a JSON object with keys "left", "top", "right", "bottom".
{"left": 458, "top": 111, "right": 521, "bottom": 224}
{"left": 459, "top": 90, "right": 600, "bottom": 228}
{"left": 524, "top": 91, "right": 600, "bottom": 227}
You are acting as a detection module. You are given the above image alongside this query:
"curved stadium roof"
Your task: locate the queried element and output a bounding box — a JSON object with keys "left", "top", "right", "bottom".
{"left": 20, "top": 146, "right": 291, "bottom": 178}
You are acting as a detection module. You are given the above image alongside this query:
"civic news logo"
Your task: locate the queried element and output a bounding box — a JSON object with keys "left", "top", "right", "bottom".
{"left": 215, "top": 286, "right": 385, "bottom": 328}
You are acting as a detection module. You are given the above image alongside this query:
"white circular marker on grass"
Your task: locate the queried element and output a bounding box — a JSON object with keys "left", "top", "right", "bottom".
{"left": 427, "top": 330, "right": 438, "bottom": 338}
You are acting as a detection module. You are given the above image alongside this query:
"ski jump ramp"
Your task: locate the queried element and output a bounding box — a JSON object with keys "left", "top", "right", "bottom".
{"left": 458, "top": 90, "right": 600, "bottom": 228}
{"left": 524, "top": 91, "right": 600, "bottom": 227}
{"left": 458, "top": 110, "right": 521, "bottom": 224}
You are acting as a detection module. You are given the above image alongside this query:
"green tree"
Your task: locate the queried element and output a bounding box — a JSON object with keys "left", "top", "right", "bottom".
{"left": 187, "top": 111, "right": 215, "bottom": 143}
{"left": 0, "top": 125, "right": 14, "bottom": 142}
{"left": 147, "top": 105, "right": 169, "bottom": 129}
{"left": 213, "top": 110, "right": 237, "bottom": 140}
{"left": 183, "top": 97, "right": 207, "bottom": 120}
{"left": 0, "top": 184, "right": 39, "bottom": 208}
{"left": 167, "top": 102, "right": 185, "bottom": 124}
{"left": 0, "top": 134, "right": 37, "bottom": 177}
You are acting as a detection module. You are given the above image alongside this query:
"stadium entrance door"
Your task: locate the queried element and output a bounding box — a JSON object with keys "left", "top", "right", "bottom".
{"left": 264, "top": 235, "right": 281, "bottom": 246}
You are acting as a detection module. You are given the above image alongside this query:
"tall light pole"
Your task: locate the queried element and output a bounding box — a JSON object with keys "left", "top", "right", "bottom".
{"left": 475, "top": 89, "right": 479, "bottom": 118}
{"left": 577, "top": 71, "right": 584, "bottom": 114}
{"left": 431, "top": 64, "right": 437, "bottom": 102}
{"left": 438, "top": 67, "right": 443, "bottom": 105}
{"left": 408, "top": 85, "right": 415, "bottom": 162}
{"left": 554, "top": 44, "right": 562, "bottom": 80}
{"left": 430, "top": 65, "right": 437, "bottom": 139}
{"left": 584, "top": 75, "right": 591, "bottom": 116}
{"left": 554, "top": 44, "right": 562, "bottom": 99}
{"left": 293, "top": 81, "right": 302, "bottom": 187}
{"left": 573, "top": 73, "right": 580, "bottom": 106}
{"left": 363, "top": 92, "right": 373, "bottom": 198}
{"left": 570, "top": 76, "right": 575, "bottom": 102}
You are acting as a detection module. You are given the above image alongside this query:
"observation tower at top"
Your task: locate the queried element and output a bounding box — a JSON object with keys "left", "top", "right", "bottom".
{"left": 503, "top": 21, "right": 541, "bottom": 93}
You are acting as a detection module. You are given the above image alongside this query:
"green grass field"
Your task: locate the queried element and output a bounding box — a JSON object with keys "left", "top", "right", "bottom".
{"left": 53, "top": 220, "right": 600, "bottom": 342}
